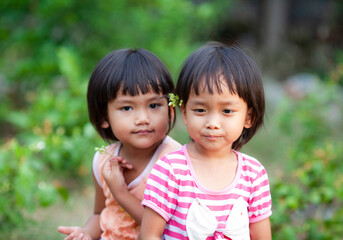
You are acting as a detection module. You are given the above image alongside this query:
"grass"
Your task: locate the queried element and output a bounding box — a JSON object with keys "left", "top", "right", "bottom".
{"left": 2, "top": 186, "right": 94, "bottom": 240}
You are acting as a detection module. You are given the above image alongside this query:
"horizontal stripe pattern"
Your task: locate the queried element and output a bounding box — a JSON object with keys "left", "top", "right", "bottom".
{"left": 142, "top": 145, "right": 272, "bottom": 239}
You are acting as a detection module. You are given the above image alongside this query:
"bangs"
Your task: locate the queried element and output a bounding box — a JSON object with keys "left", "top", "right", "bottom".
{"left": 177, "top": 43, "right": 262, "bottom": 108}
{"left": 105, "top": 49, "right": 172, "bottom": 100}
{"left": 120, "top": 61, "right": 163, "bottom": 96}
{"left": 188, "top": 47, "right": 246, "bottom": 97}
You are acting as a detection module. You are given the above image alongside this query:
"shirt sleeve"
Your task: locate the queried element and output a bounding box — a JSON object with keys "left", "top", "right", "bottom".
{"left": 142, "top": 156, "right": 179, "bottom": 222}
{"left": 248, "top": 166, "right": 272, "bottom": 223}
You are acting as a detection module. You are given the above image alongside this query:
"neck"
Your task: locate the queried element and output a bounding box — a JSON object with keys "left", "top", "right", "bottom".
{"left": 187, "top": 141, "right": 233, "bottom": 162}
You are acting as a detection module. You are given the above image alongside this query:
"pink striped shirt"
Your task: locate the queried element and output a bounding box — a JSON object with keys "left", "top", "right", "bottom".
{"left": 142, "top": 145, "right": 272, "bottom": 239}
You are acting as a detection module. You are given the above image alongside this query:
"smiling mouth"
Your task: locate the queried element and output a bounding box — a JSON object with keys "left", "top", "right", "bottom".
{"left": 134, "top": 130, "right": 153, "bottom": 135}
{"left": 205, "top": 135, "right": 221, "bottom": 140}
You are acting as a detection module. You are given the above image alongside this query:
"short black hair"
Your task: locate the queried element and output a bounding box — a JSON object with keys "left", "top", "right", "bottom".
{"left": 175, "top": 42, "right": 265, "bottom": 150}
{"left": 87, "top": 48, "right": 175, "bottom": 142}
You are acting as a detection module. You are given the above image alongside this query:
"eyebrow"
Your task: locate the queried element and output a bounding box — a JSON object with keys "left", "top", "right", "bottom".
{"left": 115, "top": 95, "right": 165, "bottom": 103}
{"left": 189, "top": 99, "right": 240, "bottom": 106}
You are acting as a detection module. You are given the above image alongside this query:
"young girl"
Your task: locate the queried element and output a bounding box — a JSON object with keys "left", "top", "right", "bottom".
{"left": 58, "top": 48, "right": 181, "bottom": 240}
{"left": 140, "top": 42, "right": 272, "bottom": 240}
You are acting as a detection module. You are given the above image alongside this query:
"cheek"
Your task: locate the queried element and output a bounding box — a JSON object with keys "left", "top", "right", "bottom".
{"left": 109, "top": 119, "right": 126, "bottom": 134}
{"left": 153, "top": 109, "right": 170, "bottom": 126}
{"left": 180, "top": 108, "right": 188, "bottom": 126}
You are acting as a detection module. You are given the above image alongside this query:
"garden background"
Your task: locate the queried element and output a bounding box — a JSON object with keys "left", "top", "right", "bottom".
{"left": 1, "top": 0, "right": 343, "bottom": 239}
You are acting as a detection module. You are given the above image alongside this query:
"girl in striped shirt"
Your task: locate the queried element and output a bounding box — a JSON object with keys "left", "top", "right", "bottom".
{"left": 140, "top": 42, "right": 272, "bottom": 240}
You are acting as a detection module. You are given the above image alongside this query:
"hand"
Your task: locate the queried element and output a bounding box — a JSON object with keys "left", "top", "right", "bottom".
{"left": 57, "top": 226, "right": 91, "bottom": 240}
{"left": 102, "top": 156, "right": 133, "bottom": 194}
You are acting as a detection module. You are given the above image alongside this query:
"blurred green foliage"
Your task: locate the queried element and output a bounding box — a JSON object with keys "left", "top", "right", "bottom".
{"left": 271, "top": 81, "right": 343, "bottom": 239}
{"left": 0, "top": 0, "right": 230, "bottom": 234}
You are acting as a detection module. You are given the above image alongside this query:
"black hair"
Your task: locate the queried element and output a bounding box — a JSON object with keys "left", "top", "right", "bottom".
{"left": 87, "top": 48, "right": 175, "bottom": 142}
{"left": 175, "top": 41, "right": 265, "bottom": 150}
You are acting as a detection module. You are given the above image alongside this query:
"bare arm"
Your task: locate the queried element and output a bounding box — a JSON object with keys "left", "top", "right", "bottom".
{"left": 140, "top": 207, "right": 166, "bottom": 240}
{"left": 83, "top": 171, "right": 105, "bottom": 238}
{"left": 112, "top": 189, "right": 144, "bottom": 224}
{"left": 58, "top": 171, "right": 105, "bottom": 240}
{"left": 249, "top": 218, "right": 271, "bottom": 240}
{"left": 103, "top": 157, "right": 144, "bottom": 224}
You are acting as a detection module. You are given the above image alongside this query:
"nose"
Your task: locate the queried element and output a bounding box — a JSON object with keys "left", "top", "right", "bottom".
{"left": 134, "top": 108, "right": 150, "bottom": 125}
{"left": 205, "top": 113, "right": 221, "bottom": 129}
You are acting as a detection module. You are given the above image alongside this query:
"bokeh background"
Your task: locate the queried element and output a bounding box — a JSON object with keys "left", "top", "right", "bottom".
{"left": 1, "top": 0, "right": 343, "bottom": 239}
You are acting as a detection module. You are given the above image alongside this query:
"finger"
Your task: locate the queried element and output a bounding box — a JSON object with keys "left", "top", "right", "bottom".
{"left": 109, "top": 158, "right": 121, "bottom": 168}
{"left": 118, "top": 158, "right": 128, "bottom": 164}
{"left": 115, "top": 156, "right": 124, "bottom": 161}
{"left": 117, "top": 158, "right": 129, "bottom": 166}
{"left": 74, "top": 232, "right": 84, "bottom": 240}
{"left": 110, "top": 157, "right": 120, "bottom": 163}
{"left": 64, "top": 232, "right": 74, "bottom": 240}
{"left": 119, "top": 162, "right": 133, "bottom": 169}
{"left": 113, "top": 156, "right": 127, "bottom": 165}
{"left": 58, "top": 226, "right": 75, "bottom": 235}
{"left": 118, "top": 159, "right": 133, "bottom": 169}
{"left": 103, "top": 159, "right": 111, "bottom": 168}
{"left": 104, "top": 158, "right": 117, "bottom": 171}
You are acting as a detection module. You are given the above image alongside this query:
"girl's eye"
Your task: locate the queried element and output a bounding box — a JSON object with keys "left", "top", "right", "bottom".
{"left": 121, "top": 106, "right": 133, "bottom": 111}
{"left": 194, "top": 109, "right": 206, "bottom": 113}
{"left": 223, "top": 109, "right": 233, "bottom": 114}
{"left": 149, "top": 103, "right": 160, "bottom": 109}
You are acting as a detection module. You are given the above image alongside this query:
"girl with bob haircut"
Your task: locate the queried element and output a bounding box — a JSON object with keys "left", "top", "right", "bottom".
{"left": 141, "top": 42, "right": 272, "bottom": 240}
{"left": 58, "top": 48, "right": 181, "bottom": 240}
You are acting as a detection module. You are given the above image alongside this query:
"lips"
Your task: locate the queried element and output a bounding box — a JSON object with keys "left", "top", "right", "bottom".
{"left": 134, "top": 129, "right": 153, "bottom": 135}
{"left": 202, "top": 132, "right": 222, "bottom": 140}
{"left": 205, "top": 135, "right": 221, "bottom": 140}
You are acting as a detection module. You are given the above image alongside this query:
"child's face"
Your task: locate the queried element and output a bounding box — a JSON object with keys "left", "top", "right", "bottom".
{"left": 181, "top": 81, "right": 252, "bottom": 153}
{"left": 101, "top": 89, "right": 170, "bottom": 150}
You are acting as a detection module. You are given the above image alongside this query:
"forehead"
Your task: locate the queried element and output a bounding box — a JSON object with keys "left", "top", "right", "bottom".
{"left": 188, "top": 85, "right": 238, "bottom": 99}
{"left": 113, "top": 88, "right": 165, "bottom": 103}
{"left": 187, "top": 87, "right": 247, "bottom": 110}
{"left": 192, "top": 74, "right": 236, "bottom": 95}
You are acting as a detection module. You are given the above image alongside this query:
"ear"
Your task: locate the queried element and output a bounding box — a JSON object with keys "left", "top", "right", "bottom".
{"left": 169, "top": 106, "right": 175, "bottom": 123}
{"left": 244, "top": 108, "right": 252, "bottom": 129}
{"left": 101, "top": 121, "right": 110, "bottom": 129}
{"left": 180, "top": 105, "right": 188, "bottom": 126}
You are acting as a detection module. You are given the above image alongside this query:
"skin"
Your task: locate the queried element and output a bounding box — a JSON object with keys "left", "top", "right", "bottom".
{"left": 181, "top": 84, "right": 252, "bottom": 191}
{"left": 140, "top": 81, "right": 271, "bottom": 240}
{"left": 100, "top": 90, "right": 171, "bottom": 225}
{"left": 58, "top": 89, "right": 173, "bottom": 240}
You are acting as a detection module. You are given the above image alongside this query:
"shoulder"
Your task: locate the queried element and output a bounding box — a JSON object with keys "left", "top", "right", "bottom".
{"left": 165, "top": 135, "right": 182, "bottom": 149}
{"left": 92, "top": 142, "right": 120, "bottom": 187}
{"left": 236, "top": 151, "right": 269, "bottom": 180}
{"left": 148, "top": 147, "right": 189, "bottom": 193}
{"left": 155, "top": 136, "right": 182, "bottom": 161}
{"left": 161, "top": 145, "right": 187, "bottom": 162}
{"left": 238, "top": 151, "right": 266, "bottom": 171}
{"left": 153, "top": 146, "right": 189, "bottom": 178}
{"left": 153, "top": 146, "right": 188, "bottom": 171}
{"left": 105, "top": 142, "right": 121, "bottom": 155}
{"left": 93, "top": 142, "right": 120, "bottom": 173}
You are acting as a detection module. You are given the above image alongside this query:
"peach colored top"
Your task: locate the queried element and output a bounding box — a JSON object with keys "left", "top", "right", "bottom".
{"left": 93, "top": 136, "right": 181, "bottom": 240}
